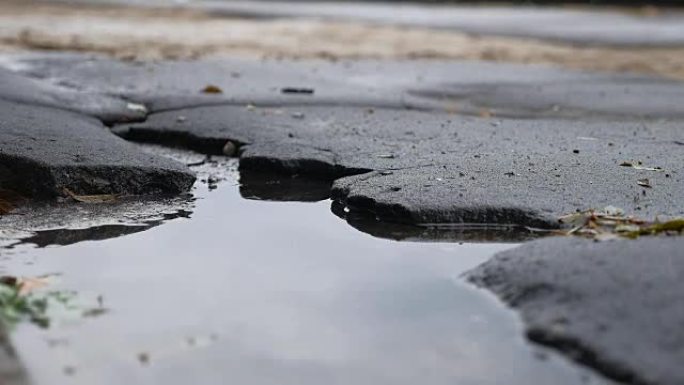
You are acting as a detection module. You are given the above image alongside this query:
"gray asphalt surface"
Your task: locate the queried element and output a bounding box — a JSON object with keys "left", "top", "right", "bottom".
{"left": 12, "top": 54, "right": 684, "bottom": 120}
{"left": 0, "top": 99, "right": 194, "bottom": 198}
{"left": 468, "top": 236, "right": 684, "bottom": 385}
{"left": 1, "top": 51, "right": 683, "bottom": 385}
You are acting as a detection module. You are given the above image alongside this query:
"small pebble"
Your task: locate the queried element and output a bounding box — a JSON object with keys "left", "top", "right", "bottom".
{"left": 222, "top": 141, "right": 237, "bottom": 157}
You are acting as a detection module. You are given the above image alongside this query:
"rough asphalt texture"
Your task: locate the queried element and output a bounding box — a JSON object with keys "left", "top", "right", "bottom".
{"left": 5, "top": 53, "right": 683, "bottom": 227}
{"left": 1, "top": 51, "right": 684, "bottom": 385}
{"left": 120, "top": 105, "right": 684, "bottom": 228}
{"left": 0, "top": 67, "right": 146, "bottom": 125}
{"left": 0, "top": 99, "right": 194, "bottom": 198}
{"left": 468, "top": 236, "right": 684, "bottom": 385}
{"left": 13, "top": 54, "right": 684, "bottom": 120}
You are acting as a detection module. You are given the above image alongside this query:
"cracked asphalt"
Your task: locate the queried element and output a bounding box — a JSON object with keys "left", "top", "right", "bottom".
{"left": 1, "top": 8, "right": 684, "bottom": 383}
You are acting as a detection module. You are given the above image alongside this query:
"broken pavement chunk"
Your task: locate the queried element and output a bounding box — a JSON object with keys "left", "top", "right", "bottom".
{"left": 0, "top": 100, "right": 195, "bottom": 199}
{"left": 467, "top": 236, "right": 684, "bottom": 385}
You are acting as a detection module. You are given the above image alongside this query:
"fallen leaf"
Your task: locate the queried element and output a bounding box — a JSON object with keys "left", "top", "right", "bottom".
{"left": 558, "top": 208, "right": 683, "bottom": 240}
{"left": 0, "top": 275, "right": 51, "bottom": 295}
{"left": 201, "top": 85, "right": 223, "bottom": 94}
{"left": 63, "top": 188, "right": 118, "bottom": 203}
{"left": 16, "top": 277, "right": 50, "bottom": 295}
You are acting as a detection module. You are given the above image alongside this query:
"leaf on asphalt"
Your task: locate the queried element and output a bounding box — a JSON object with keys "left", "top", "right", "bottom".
{"left": 619, "top": 161, "right": 663, "bottom": 171}
{"left": 558, "top": 207, "right": 684, "bottom": 240}
{"left": 201, "top": 84, "right": 223, "bottom": 94}
{"left": 1, "top": 275, "right": 53, "bottom": 295}
{"left": 63, "top": 188, "right": 118, "bottom": 203}
{"left": 16, "top": 277, "right": 50, "bottom": 295}
{"left": 624, "top": 219, "right": 684, "bottom": 238}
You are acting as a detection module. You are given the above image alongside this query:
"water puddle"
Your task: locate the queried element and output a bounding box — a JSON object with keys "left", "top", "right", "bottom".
{"left": 0, "top": 147, "right": 609, "bottom": 385}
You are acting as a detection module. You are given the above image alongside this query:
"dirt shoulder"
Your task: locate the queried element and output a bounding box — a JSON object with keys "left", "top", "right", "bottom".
{"left": 0, "top": 1, "right": 683, "bottom": 79}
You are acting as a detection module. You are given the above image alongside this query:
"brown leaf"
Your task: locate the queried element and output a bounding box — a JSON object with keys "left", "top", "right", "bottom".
{"left": 16, "top": 277, "right": 50, "bottom": 295}
{"left": 201, "top": 84, "right": 223, "bottom": 94}
{"left": 0, "top": 275, "right": 51, "bottom": 295}
{"left": 63, "top": 188, "right": 118, "bottom": 203}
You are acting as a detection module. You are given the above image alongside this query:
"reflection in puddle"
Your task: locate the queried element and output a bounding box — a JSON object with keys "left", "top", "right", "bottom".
{"left": 0, "top": 149, "right": 609, "bottom": 385}
{"left": 239, "top": 170, "right": 332, "bottom": 203}
{"left": 330, "top": 201, "right": 546, "bottom": 243}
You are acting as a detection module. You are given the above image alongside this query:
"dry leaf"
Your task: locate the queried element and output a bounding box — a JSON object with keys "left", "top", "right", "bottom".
{"left": 0, "top": 275, "right": 51, "bottom": 295}
{"left": 558, "top": 207, "right": 683, "bottom": 240}
{"left": 63, "top": 188, "right": 118, "bottom": 203}
{"left": 16, "top": 277, "right": 50, "bottom": 295}
{"left": 201, "top": 85, "right": 223, "bottom": 94}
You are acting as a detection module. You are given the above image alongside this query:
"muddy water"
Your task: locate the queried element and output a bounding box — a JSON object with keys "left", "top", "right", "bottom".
{"left": 1, "top": 151, "right": 609, "bottom": 385}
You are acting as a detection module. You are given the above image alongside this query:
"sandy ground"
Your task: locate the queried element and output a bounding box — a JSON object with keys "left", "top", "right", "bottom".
{"left": 1, "top": 1, "right": 684, "bottom": 79}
